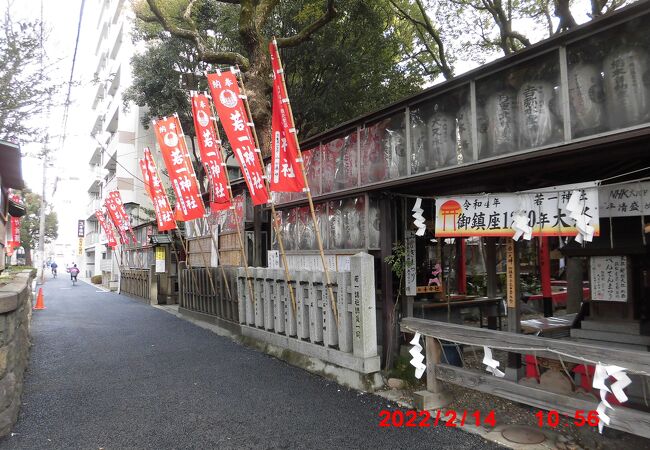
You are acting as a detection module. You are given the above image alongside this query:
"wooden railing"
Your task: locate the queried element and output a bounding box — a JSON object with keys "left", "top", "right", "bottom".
{"left": 401, "top": 317, "right": 650, "bottom": 438}
{"left": 178, "top": 265, "right": 239, "bottom": 323}
{"left": 120, "top": 268, "right": 150, "bottom": 300}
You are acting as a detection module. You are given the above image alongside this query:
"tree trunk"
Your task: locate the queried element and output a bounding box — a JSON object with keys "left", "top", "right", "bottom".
{"left": 25, "top": 248, "right": 32, "bottom": 267}
{"left": 242, "top": 44, "right": 273, "bottom": 157}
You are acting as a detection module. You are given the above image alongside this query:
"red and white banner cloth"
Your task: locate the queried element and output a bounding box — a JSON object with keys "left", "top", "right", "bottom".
{"left": 95, "top": 210, "right": 118, "bottom": 248}
{"left": 190, "top": 92, "right": 231, "bottom": 211}
{"left": 207, "top": 69, "right": 269, "bottom": 206}
{"left": 269, "top": 39, "right": 305, "bottom": 193}
{"left": 140, "top": 147, "right": 177, "bottom": 231}
{"left": 105, "top": 190, "right": 135, "bottom": 244}
{"left": 153, "top": 115, "right": 206, "bottom": 221}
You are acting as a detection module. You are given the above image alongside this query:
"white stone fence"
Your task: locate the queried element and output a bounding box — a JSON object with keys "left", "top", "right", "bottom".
{"left": 236, "top": 252, "right": 380, "bottom": 374}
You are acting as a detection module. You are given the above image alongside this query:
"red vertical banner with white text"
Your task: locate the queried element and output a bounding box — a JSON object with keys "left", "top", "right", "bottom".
{"left": 104, "top": 194, "right": 129, "bottom": 244}
{"left": 141, "top": 147, "right": 177, "bottom": 231}
{"left": 190, "top": 93, "right": 232, "bottom": 211}
{"left": 269, "top": 40, "right": 305, "bottom": 193}
{"left": 153, "top": 115, "right": 206, "bottom": 221}
{"left": 207, "top": 70, "right": 269, "bottom": 206}
{"left": 95, "top": 210, "right": 118, "bottom": 248}
{"left": 105, "top": 191, "right": 136, "bottom": 243}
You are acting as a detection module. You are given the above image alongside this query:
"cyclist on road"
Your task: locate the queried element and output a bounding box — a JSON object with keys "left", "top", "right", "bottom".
{"left": 51, "top": 261, "right": 58, "bottom": 278}
{"left": 69, "top": 264, "right": 80, "bottom": 285}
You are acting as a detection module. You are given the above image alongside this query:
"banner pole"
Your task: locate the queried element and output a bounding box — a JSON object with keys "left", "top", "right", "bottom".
{"left": 269, "top": 42, "right": 340, "bottom": 327}
{"left": 210, "top": 112, "right": 256, "bottom": 307}
{"left": 235, "top": 68, "right": 297, "bottom": 314}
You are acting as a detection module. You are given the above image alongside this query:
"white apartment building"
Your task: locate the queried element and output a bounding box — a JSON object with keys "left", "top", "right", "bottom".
{"left": 83, "top": 0, "right": 154, "bottom": 283}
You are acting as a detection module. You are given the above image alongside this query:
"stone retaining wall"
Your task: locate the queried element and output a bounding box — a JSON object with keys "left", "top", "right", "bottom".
{"left": 0, "top": 270, "right": 35, "bottom": 436}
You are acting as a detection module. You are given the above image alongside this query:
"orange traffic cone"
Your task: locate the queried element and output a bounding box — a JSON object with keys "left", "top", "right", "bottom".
{"left": 33, "top": 288, "right": 46, "bottom": 310}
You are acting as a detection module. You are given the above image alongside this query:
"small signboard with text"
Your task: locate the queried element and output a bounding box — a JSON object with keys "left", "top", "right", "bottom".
{"left": 590, "top": 256, "right": 630, "bottom": 302}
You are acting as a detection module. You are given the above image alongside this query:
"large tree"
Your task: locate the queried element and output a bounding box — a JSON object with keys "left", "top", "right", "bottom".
{"left": 128, "top": 0, "right": 423, "bottom": 142}
{"left": 134, "top": 0, "right": 337, "bottom": 155}
{"left": 18, "top": 190, "right": 58, "bottom": 266}
{"left": 0, "top": 8, "right": 57, "bottom": 143}
{"left": 389, "top": 0, "right": 635, "bottom": 82}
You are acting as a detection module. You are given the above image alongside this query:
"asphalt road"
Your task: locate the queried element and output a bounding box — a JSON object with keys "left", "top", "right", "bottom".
{"left": 0, "top": 275, "right": 502, "bottom": 449}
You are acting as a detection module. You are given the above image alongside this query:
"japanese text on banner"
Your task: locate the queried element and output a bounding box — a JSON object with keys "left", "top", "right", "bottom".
{"left": 190, "top": 93, "right": 231, "bottom": 210}
{"left": 269, "top": 40, "right": 304, "bottom": 193}
{"left": 435, "top": 185, "right": 600, "bottom": 237}
{"left": 153, "top": 115, "right": 206, "bottom": 221}
{"left": 141, "top": 147, "right": 177, "bottom": 231}
{"left": 207, "top": 70, "right": 269, "bottom": 206}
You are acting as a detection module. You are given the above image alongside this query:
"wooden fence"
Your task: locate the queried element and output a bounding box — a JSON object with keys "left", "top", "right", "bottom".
{"left": 178, "top": 264, "right": 239, "bottom": 323}
{"left": 401, "top": 317, "right": 650, "bottom": 438}
{"left": 120, "top": 269, "right": 150, "bottom": 300}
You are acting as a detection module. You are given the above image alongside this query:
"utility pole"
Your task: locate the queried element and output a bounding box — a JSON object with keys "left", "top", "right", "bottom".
{"left": 36, "top": 0, "right": 47, "bottom": 284}
{"left": 37, "top": 148, "right": 48, "bottom": 284}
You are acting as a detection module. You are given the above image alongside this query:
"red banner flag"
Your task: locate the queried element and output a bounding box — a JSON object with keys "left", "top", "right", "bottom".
{"left": 207, "top": 69, "right": 270, "bottom": 206}
{"left": 269, "top": 41, "right": 305, "bottom": 193}
{"left": 105, "top": 191, "right": 135, "bottom": 244}
{"left": 139, "top": 158, "right": 152, "bottom": 198}
{"left": 153, "top": 115, "right": 206, "bottom": 221}
{"left": 95, "top": 210, "right": 118, "bottom": 248}
{"left": 142, "top": 148, "right": 177, "bottom": 231}
{"left": 190, "top": 92, "right": 232, "bottom": 211}
{"left": 104, "top": 195, "right": 128, "bottom": 244}
{"left": 10, "top": 216, "right": 20, "bottom": 245}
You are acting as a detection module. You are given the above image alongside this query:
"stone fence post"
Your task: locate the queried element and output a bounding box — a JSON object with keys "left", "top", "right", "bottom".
{"left": 350, "top": 252, "right": 377, "bottom": 358}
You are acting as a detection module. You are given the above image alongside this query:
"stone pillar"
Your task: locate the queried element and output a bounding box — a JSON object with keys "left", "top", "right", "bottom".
{"left": 149, "top": 264, "right": 158, "bottom": 305}
{"left": 350, "top": 252, "right": 377, "bottom": 359}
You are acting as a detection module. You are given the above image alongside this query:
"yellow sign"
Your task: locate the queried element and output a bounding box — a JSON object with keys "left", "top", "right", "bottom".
{"left": 77, "top": 237, "right": 83, "bottom": 256}
{"left": 156, "top": 247, "right": 165, "bottom": 260}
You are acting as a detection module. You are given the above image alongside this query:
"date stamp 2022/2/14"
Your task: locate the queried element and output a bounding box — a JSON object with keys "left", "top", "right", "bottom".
{"left": 378, "top": 409, "right": 600, "bottom": 429}
{"left": 378, "top": 410, "right": 497, "bottom": 428}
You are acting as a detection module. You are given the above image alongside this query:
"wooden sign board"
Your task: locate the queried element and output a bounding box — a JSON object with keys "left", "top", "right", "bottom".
{"left": 590, "top": 255, "right": 630, "bottom": 302}
{"left": 416, "top": 285, "right": 443, "bottom": 294}
{"left": 405, "top": 231, "right": 417, "bottom": 296}
{"left": 506, "top": 240, "right": 516, "bottom": 308}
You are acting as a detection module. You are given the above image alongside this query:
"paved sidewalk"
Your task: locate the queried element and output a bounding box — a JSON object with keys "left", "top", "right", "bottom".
{"left": 0, "top": 276, "right": 501, "bottom": 449}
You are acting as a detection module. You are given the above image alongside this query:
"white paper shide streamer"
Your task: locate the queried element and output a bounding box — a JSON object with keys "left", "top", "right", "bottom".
{"left": 565, "top": 190, "right": 595, "bottom": 243}
{"left": 592, "top": 364, "right": 631, "bottom": 433}
{"left": 412, "top": 198, "right": 426, "bottom": 237}
{"left": 409, "top": 332, "right": 426, "bottom": 379}
{"left": 511, "top": 211, "right": 533, "bottom": 241}
{"left": 483, "top": 346, "right": 505, "bottom": 377}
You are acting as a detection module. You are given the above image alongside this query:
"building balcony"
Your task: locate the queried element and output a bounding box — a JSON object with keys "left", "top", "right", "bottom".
{"left": 84, "top": 231, "right": 99, "bottom": 247}
{"left": 109, "top": 21, "right": 123, "bottom": 61}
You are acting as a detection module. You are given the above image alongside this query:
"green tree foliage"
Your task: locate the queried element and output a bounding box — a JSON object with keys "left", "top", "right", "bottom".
{"left": 281, "top": 0, "right": 424, "bottom": 137}
{"left": 134, "top": 0, "right": 337, "bottom": 154}
{"left": 0, "top": 8, "right": 57, "bottom": 143}
{"left": 389, "top": 0, "right": 635, "bottom": 83}
{"left": 129, "top": 0, "right": 423, "bottom": 144}
{"left": 18, "top": 190, "right": 58, "bottom": 266}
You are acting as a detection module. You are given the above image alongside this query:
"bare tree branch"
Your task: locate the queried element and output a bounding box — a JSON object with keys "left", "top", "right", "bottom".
{"left": 276, "top": 0, "right": 336, "bottom": 48}
{"left": 138, "top": 0, "right": 250, "bottom": 69}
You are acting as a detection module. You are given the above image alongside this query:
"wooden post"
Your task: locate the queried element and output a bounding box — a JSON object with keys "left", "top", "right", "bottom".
{"left": 379, "top": 195, "right": 395, "bottom": 368}
{"left": 486, "top": 237, "right": 498, "bottom": 298}
{"left": 413, "top": 336, "right": 451, "bottom": 410}
{"left": 457, "top": 238, "right": 467, "bottom": 295}
{"left": 263, "top": 45, "right": 341, "bottom": 326}
{"left": 566, "top": 256, "right": 584, "bottom": 314}
{"left": 235, "top": 69, "right": 299, "bottom": 316}
{"left": 539, "top": 236, "right": 553, "bottom": 317}
{"left": 208, "top": 107, "right": 256, "bottom": 308}
{"left": 505, "top": 239, "right": 521, "bottom": 381}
